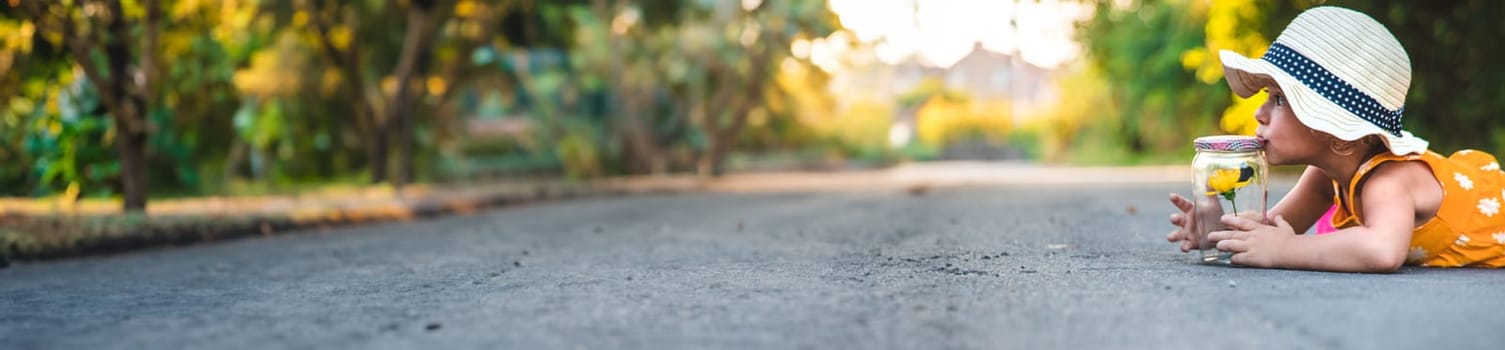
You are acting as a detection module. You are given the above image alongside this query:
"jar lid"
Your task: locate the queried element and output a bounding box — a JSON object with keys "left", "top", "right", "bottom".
{"left": 1194, "top": 135, "right": 1263, "bottom": 152}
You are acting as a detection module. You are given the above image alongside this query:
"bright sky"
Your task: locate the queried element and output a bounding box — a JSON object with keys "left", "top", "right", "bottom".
{"left": 813, "top": 0, "right": 1092, "bottom": 70}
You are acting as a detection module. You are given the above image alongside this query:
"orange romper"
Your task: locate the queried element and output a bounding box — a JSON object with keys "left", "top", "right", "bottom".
{"left": 1330, "top": 150, "right": 1505, "bottom": 267}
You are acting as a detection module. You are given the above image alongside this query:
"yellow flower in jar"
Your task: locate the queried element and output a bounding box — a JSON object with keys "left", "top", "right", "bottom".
{"left": 1206, "top": 164, "right": 1255, "bottom": 198}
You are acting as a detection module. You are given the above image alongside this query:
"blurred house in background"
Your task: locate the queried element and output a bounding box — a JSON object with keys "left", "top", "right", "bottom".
{"left": 831, "top": 42, "right": 1057, "bottom": 155}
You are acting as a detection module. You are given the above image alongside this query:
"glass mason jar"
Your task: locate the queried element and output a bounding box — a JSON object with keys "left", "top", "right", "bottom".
{"left": 1190, "top": 135, "right": 1268, "bottom": 265}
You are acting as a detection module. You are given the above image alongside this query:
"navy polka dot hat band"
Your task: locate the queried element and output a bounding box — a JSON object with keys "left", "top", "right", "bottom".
{"left": 1262, "top": 43, "right": 1404, "bottom": 137}
{"left": 1219, "top": 6, "right": 1428, "bottom": 156}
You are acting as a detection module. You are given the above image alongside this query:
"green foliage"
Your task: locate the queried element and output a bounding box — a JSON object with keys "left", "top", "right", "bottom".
{"left": 1078, "top": 0, "right": 1230, "bottom": 157}
{"left": 22, "top": 78, "right": 119, "bottom": 197}
{"left": 555, "top": 123, "right": 604, "bottom": 179}
{"left": 458, "top": 0, "right": 839, "bottom": 176}
{"left": 0, "top": 0, "right": 841, "bottom": 199}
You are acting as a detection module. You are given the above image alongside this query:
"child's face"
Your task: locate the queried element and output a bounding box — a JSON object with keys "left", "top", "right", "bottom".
{"left": 1254, "top": 85, "right": 1324, "bottom": 165}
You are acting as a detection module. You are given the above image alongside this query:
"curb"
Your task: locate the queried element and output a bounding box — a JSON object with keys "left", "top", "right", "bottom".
{"left": 0, "top": 177, "right": 705, "bottom": 265}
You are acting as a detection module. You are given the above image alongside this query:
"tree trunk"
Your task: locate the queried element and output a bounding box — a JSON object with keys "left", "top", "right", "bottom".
{"left": 105, "top": 0, "right": 150, "bottom": 212}
{"left": 593, "top": 0, "right": 667, "bottom": 175}
{"left": 305, "top": 1, "right": 390, "bottom": 184}
{"left": 360, "top": 104, "right": 390, "bottom": 184}
{"left": 389, "top": 3, "right": 442, "bottom": 187}
{"left": 392, "top": 112, "right": 415, "bottom": 186}
{"left": 617, "top": 86, "right": 666, "bottom": 174}
{"left": 22, "top": 0, "right": 155, "bottom": 211}
{"left": 698, "top": 50, "right": 766, "bottom": 178}
{"left": 142, "top": 0, "right": 159, "bottom": 98}
{"left": 699, "top": 102, "right": 751, "bottom": 177}
{"left": 116, "top": 120, "right": 149, "bottom": 210}
{"left": 697, "top": 136, "right": 731, "bottom": 177}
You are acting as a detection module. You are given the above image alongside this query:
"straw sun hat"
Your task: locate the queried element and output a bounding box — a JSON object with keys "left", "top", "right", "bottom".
{"left": 1219, "top": 6, "right": 1427, "bottom": 155}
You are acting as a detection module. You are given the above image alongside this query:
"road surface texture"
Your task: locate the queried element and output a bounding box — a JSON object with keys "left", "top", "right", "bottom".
{"left": 4, "top": 165, "right": 1504, "bottom": 349}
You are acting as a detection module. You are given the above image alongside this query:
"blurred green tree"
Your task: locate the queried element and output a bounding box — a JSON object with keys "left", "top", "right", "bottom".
{"left": 5, "top": 0, "right": 265, "bottom": 204}
{"left": 295, "top": 0, "right": 456, "bottom": 186}
{"left": 1078, "top": 0, "right": 1230, "bottom": 156}
{"left": 585, "top": 0, "right": 837, "bottom": 176}
{"left": 14, "top": 0, "right": 165, "bottom": 211}
{"left": 0, "top": 0, "right": 846, "bottom": 203}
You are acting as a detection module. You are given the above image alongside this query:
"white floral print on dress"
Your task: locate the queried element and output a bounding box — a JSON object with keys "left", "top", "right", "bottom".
{"left": 1484, "top": 162, "right": 1501, "bottom": 171}
{"left": 1455, "top": 172, "right": 1474, "bottom": 190}
{"left": 1455, "top": 234, "right": 1471, "bottom": 246}
{"left": 1478, "top": 197, "right": 1500, "bottom": 217}
{"left": 1494, "top": 232, "right": 1505, "bottom": 244}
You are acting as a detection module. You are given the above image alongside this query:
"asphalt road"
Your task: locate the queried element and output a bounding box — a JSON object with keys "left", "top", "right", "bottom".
{"left": 4, "top": 177, "right": 1505, "bottom": 349}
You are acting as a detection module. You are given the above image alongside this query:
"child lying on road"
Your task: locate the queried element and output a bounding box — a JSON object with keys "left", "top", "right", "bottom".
{"left": 1165, "top": 6, "right": 1505, "bottom": 272}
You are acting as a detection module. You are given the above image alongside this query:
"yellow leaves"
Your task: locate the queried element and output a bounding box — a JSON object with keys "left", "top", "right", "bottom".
{"left": 233, "top": 32, "right": 308, "bottom": 98}
{"left": 459, "top": 21, "right": 484, "bottom": 39}
{"left": 44, "top": 91, "right": 59, "bottom": 118}
{"left": 772, "top": 57, "right": 836, "bottom": 130}
{"left": 40, "top": 28, "right": 63, "bottom": 48}
{"left": 382, "top": 74, "right": 445, "bottom": 98}
{"left": 380, "top": 76, "right": 398, "bottom": 96}
{"left": 328, "top": 25, "right": 353, "bottom": 51}
{"left": 1174, "top": 0, "right": 1270, "bottom": 137}
{"left": 61, "top": 182, "right": 81, "bottom": 206}
{"left": 1179, "top": 49, "right": 1207, "bottom": 78}
{"left": 120, "top": 0, "right": 146, "bottom": 19}
{"left": 170, "top": 0, "right": 205, "bottom": 20}
{"left": 232, "top": 52, "right": 286, "bottom": 97}
{"left": 1185, "top": 0, "right": 1269, "bottom": 85}
{"left": 1221, "top": 89, "right": 1264, "bottom": 136}
{"left": 223, "top": 2, "right": 256, "bottom": 37}
{"left": 293, "top": 11, "right": 310, "bottom": 27}
{"left": 747, "top": 107, "right": 769, "bottom": 128}
{"left": 1204, "top": 6, "right": 1238, "bottom": 40}
{"left": 454, "top": 0, "right": 479, "bottom": 19}
{"left": 43, "top": 182, "right": 84, "bottom": 213}
{"left": 820, "top": 100, "right": 893, "bottom": 151}
{"left": 425, "top": 76, "right": 447, "bottom": 97}
{"left": 0, "top": 19, "right": 35, "bottom": 54}
{"left": 160, "top": 31, "right": 195, "bottom": 61}
{"left": 915, "top": 97, "right": 1011, "bottom": 148}
{"left": 320, "top": 68, "right": 343, "bottom": 97}
{"left": 916, "top": 98, "right": 962, "bottom": 147}
{"left": 16, "top": 21, "right": 34, "bottom": 52}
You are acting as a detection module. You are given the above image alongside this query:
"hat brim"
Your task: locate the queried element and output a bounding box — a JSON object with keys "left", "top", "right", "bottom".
{"left": 1219, "top": 50, "right": 1427, "bottom": 156}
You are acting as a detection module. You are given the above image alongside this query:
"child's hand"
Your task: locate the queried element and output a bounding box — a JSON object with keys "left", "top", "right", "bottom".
{"left": 1208, "top": 214, "right": 1296, "bottom": 268}
{"left": 1165, "top": 193, "right": 1201, "bottom": 252}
